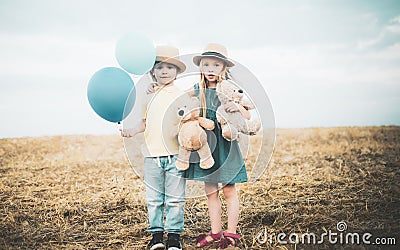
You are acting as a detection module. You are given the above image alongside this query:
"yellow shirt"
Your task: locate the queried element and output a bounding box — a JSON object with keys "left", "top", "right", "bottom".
{"left": 141, "top": 84, "right": 182, "bottom": 157}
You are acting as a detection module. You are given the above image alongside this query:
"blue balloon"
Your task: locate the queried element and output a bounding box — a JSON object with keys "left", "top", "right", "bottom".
{"left": 115, "top": 32, "right": 156, "bottom": 75}
{"left": 87, "top": 67, "right": 136, "bottom": 123}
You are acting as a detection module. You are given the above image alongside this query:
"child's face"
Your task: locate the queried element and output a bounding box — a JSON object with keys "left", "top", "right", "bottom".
{"left": 153, "top": 62, "right": 178, "bottom": 85}
{"left": 200, "top": 57, "right": 225, "bottom": 82}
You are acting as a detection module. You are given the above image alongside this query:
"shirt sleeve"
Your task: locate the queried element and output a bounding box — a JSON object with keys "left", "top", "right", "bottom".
{"left": 141, "top": 94, "right": 150, "bottom": 119}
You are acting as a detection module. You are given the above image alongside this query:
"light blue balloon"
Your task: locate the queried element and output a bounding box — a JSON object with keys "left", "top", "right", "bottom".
{"left": 87, "top": 67, "right": 136, "bottom": 123}
{"left": 115, "top": 32, "right": 156, "bottom": 75}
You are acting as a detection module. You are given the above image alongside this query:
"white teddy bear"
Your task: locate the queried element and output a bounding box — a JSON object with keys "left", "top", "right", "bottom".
{"left": 216, "top": 80, "right": 261, "bottom": 141}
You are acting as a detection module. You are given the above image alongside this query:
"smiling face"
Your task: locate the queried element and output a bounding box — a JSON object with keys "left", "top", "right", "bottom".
{"left": 152, "top": 62, "right": 178, "bottom": 86}
{"left": 200, "top": 57, "right": 226, "bottom": 82}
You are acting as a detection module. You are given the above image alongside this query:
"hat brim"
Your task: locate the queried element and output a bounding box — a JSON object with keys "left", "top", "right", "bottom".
{"left": 193, "top": 55, "right": 235, "bottom": 67}
{"left": 156, "top": 56, "right": 186, "bottom": 74}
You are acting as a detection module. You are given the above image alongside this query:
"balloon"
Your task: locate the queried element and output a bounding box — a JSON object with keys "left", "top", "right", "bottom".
{"left": 87, "top": 67, "right": 136, "bottom": 123}
{"left": 115, "top": 32, "right": 156, "bottom": 75}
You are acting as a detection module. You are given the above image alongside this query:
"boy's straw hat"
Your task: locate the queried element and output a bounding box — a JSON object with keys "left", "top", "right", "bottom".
{"left": 155, "top": 45, "right": 186, "bottom": 74}
{"left": 193, "top": 43, "right": 235, "bottom": 67}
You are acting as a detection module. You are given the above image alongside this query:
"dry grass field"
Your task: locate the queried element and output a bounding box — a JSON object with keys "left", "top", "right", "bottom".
{"left": 0, "top": 127, "right": 399, "bottom": 249}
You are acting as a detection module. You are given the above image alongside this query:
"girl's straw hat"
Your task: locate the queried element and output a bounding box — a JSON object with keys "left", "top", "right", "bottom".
{"left": 193, "top": 43, "right": 235, "bottom": 67}
{"left": 155, "top": 45, "right": 186, "bottom": 74}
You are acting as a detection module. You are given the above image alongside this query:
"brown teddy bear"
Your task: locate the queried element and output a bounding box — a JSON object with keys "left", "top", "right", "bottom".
{"left": 216, "top": 80, "right": 261, "bottom": 141}
{"left": 173, "top": 94, "right": 215, "bottom": 171}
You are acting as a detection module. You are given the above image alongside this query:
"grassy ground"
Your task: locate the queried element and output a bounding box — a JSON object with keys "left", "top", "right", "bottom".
{"left": 0, "top": 127, "right": 399, "bottom": 249}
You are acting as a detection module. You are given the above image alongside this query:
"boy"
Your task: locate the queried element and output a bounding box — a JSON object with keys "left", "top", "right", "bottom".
{"left": 121, "top": 45, "right": 186, "bottom": 250}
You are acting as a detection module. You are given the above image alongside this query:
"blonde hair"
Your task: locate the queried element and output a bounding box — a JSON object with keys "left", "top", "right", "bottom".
{"left": 199, "top": 59, "right": 228, "bottom": 117}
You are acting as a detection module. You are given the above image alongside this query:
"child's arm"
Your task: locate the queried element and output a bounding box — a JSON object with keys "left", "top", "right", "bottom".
{"left": 185, "top": 88, "right": 196, "bottom": 97}
{"left": 120, "top": 119, "right": 146, "bottom": 137}
{"left": 170, "top": 123, "right": 180, "bottom": 137}
{"left": 224, "top": 102, "right": 251, "bottom": 120}
{"left": 146, "top": 82, "right": 158, "bottom": 94}
{"left": 241, "top": 98, "right": 255, "bottom": 110}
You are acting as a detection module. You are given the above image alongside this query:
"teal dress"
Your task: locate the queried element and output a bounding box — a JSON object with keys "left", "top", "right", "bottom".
{"left": 184, "top": 84, "right": 248, "bottom": 184}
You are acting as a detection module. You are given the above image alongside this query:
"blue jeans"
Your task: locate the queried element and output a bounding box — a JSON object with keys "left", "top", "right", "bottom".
{"left": 143, "top": 155, "right": 186, "bottom": 234}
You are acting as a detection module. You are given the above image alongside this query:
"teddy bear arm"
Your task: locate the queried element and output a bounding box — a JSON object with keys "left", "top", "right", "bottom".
{"left": 175, "top": 146, "right": 191, "bottom": 170}
{"left": 198, "top": 117, "right": 215, "bottom": 130}
{"left": 221, "top": 122, "right": 239, "bottom": 141}
{"left": 240, "top": 99, "right": 255, "bottom": 110}
{"left": 216, "top": 106, "right": 228, "bottom": 125}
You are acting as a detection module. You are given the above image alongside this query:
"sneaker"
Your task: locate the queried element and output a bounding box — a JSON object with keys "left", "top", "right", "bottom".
{"left": 148, "top": 232, "right": 165, "bottom": 250}
{"left": 166, "top": 233, "right": 182, "bottom": 250}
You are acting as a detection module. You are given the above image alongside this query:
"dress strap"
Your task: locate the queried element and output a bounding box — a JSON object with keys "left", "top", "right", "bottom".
{"left": 193, "top": 83, "right": 200, "bottom": 97}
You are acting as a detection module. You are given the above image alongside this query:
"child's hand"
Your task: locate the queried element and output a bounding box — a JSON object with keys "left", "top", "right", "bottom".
{"left": 224, "top": 102, "right": 241, "bottom": 113}
{"left": 146, "top": 82, "right": 158, "bottom": 94}
{"left": 120, "top": 120, "right": 146, "bottom": 137}
{"left": 119, "top": 128, "right": 136, "bottom": 137}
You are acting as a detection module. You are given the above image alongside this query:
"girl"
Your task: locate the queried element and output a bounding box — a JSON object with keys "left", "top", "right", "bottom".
{"left": 186, "top": 43, "right": 250, "bottom": 249}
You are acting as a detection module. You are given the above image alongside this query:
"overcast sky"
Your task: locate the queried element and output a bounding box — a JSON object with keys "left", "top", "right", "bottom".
{"left": 0, "top": 0, "right": 399, "bottom": 138}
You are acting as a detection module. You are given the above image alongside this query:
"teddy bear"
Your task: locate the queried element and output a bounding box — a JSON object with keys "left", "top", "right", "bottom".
{"left": 216, "top": 80, "right": 261, "bottom": 141}
{"left": 172, "top": 94, "right": 215, "bottom": 171}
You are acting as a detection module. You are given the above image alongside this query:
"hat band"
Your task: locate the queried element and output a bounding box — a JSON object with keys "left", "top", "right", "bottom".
{"left": 201, "top": 51, "right": 227, "bottom": 59}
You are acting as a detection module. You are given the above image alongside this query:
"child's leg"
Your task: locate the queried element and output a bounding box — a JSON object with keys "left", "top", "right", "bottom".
{"left": 197, "top": 182, "right": 222, "bottom": 247}
{"left": 164, "top": 155, "right": 186, "bottom": 234}
{"left": 205, "top": 182, "right": 222, "bottom": 233}
{"left": 222, "top": 184, "right": 239, "bottom": 234}
{"left": 143, "top": 157, "right": 166, "bottom": 233}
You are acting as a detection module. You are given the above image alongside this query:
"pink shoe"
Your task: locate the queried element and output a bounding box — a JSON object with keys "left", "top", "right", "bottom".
{"left": 196, "top": 231, "right": 222, "bottom": 248}
{"left": 218, "top": 232, "right": 241, "bottom": 249}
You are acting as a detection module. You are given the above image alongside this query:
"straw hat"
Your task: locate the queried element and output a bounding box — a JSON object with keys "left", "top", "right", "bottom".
{"left": 193, "top": 43, "right": 235, "bottom": 67}
{"left": 155, "top": 45, "right": 186, "bottom": 74}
